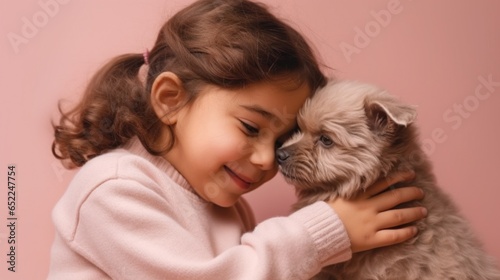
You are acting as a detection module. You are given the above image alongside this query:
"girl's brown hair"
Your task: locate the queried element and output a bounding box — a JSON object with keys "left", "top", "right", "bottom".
{"left": 52, "top": 0, "right": 327, "bottom": 168}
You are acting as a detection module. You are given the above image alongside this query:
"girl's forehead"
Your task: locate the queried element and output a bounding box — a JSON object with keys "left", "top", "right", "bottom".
{"left": 192, "top": 79, "right": 311, "bottom": 118}
{"left": 233, "top": 81, "right": 311, "bottom": 121}
{"left": 191, "top": 81, "right": 308, "bottom": 121}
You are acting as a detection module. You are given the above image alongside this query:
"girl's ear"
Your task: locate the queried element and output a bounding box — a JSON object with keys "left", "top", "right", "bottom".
{"left": 150, "top": 72, "right": 186, "bottom": 125}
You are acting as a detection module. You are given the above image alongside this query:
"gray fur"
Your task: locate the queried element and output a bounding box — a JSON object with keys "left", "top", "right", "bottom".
{"left": 278, "top": 80, "right": 500, "bottom": 280}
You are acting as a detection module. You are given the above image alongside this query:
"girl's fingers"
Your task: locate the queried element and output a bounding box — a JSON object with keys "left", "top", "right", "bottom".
{"left": 372, "top": 186, "right": 424, "bottom": 211}
{"left": 364, "top": 171, "right": 416, "bottom": 197}
{"left": 375, "top": 206, "right": 427, "bottom": 230}
{"left": 372, "top": 226, "right": 419, "bottom": 249}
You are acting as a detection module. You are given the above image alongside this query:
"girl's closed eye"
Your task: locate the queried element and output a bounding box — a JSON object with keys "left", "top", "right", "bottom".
{"left": 240, "top": 120, "right": 259, "bottom": 136}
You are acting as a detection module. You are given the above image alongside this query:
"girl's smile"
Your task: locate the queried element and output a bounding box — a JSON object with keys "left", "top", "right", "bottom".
{"left": 224, "top": 165, "right": 256, "bottom": 190}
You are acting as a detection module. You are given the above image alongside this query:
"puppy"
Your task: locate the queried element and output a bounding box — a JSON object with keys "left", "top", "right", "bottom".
{"left": 277, "top": 80, "right": 500, "bottom": 280}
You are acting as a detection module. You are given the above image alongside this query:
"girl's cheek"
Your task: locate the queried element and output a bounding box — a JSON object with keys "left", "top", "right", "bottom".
{"left": 233, "top": 136, "right": 253, "bottom": 157}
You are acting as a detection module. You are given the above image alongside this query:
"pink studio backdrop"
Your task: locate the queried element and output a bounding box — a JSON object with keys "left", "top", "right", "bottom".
{"left": 1, "top": 0, "right": 499, "bottom": 279}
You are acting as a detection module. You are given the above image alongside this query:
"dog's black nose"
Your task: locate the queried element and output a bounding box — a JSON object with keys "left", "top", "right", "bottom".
{"left": 276, "top": 148, "right": 290, "bottom": 164}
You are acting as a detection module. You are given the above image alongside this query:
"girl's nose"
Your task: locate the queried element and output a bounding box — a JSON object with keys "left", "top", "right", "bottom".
{"left": 249, "top": 142, "right": 276, "bottom": 171}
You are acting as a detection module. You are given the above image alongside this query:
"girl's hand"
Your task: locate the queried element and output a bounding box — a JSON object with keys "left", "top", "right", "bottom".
{"left": 327, "top": 171, "right": 426, "bottom": 253}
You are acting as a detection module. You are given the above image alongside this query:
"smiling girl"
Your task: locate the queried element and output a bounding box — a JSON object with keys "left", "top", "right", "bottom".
{"left": 48, "top": 0, "right": 426, "bottom": 279}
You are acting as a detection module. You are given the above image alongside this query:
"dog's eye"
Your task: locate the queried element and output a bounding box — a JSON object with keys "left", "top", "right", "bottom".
{"left": 319, "top": 135, "right": 334, "bottom": 147}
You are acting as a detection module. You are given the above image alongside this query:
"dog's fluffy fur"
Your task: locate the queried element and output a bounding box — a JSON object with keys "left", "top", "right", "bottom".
{"left": 278, "top": 80, "right": 500, "bottom": 280}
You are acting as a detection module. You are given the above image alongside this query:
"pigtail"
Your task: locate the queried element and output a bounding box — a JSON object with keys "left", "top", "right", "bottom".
{"left": 52, "top": 54, "right": 159, "bottom": 168}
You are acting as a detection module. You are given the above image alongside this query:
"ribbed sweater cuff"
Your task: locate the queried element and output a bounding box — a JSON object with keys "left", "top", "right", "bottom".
{"left": 290, "top": 201, "right": 352, "bottom": 265}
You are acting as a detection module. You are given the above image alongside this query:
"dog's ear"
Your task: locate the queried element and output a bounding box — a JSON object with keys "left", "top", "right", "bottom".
{"left": 364, "top": 93, "right": 417, "bottom": 135}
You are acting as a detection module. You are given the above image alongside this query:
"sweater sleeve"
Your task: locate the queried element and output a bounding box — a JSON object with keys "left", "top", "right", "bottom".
{"left": 53, "top": 178, "right": 351, "bottom": 280}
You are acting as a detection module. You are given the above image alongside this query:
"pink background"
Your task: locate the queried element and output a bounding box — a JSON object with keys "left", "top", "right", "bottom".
{"left": 1, "top": 0, "right": 499, "bottom": 279}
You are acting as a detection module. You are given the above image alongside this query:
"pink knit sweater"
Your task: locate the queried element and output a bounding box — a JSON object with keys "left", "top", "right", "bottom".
{"left": 48, "top": 138, "right": 351, "bottom": 279}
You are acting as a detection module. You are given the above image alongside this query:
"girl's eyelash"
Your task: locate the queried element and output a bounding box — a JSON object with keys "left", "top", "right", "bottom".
{"left": 240, "top": 121, "right": 259, "bottom": 135}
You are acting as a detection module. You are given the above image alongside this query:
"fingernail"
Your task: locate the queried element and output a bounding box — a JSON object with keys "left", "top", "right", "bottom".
{"left": 421, "top": 207, "right": 428, "bottom": 217}
{"left": 412, "top": 226, "right": 418, "bottom": 235}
